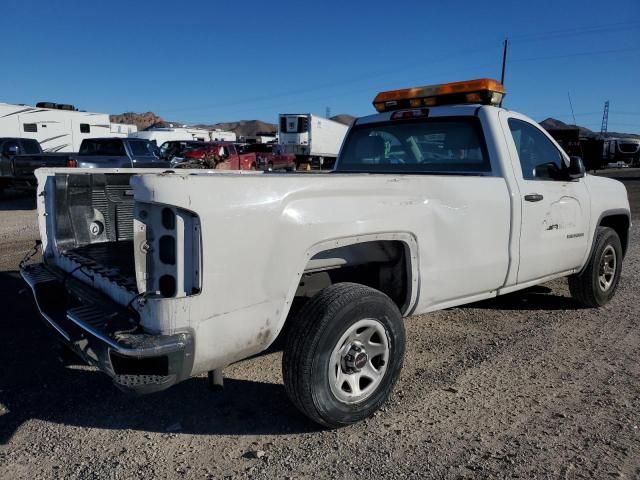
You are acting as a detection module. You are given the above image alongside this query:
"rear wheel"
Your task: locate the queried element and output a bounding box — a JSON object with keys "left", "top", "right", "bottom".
{"left": 282, "top": 283, "right": 405, "bottom": 428}
{"left": 568, "top": 227, "right": 622, "bottom": 307}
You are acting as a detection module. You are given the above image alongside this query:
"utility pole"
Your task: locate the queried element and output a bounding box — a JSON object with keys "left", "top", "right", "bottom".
{"left": 499, "top": 39, "right": 508, "bottom": 107}
{"left": 600, "top": 100, "right": 609, "bottom": 136}
{"left": 500, "top": 38, "right": 508, "bottom": 85}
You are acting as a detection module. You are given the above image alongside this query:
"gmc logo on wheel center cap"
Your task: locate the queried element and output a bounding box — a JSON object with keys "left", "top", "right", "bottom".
{"left": 354, "top": 353, "right": 368, "bottom": 369}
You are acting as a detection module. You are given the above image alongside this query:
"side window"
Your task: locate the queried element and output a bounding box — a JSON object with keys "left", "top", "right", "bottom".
{"left": 80, "top": 123, "right": 90, "bottom": 133}
{"left": 22, "top": 140, "right": 41, "bottom": 154}
{"left": 2, "top": 141, "right": 20, "bottom": 155}
{"left": 129, "top": 141, "right": 154, "bottom": 157}
{"left": 508, "top": 119, "right": 565, "bottom": 180}
{"left": 23, "top": 123, "right": 38, "bottom": 133}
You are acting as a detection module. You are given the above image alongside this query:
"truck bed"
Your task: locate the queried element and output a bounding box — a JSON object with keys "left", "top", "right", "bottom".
{"left": 63, "top": 241, "right": 137, "bottom": 293}
{"left": 10, "top": 153, "right": 71, "bottom": 182}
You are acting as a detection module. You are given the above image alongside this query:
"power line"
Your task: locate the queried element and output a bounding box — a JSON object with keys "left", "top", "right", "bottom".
{"left": 511, "top": 46, "right": 640, "bottom": 63}
{"left": 154, "top": 21, "right": 640, "bottom": 118}
{"left": 509, "top": 21, "right": 640, "bottom": 43}
{"left": 158, "top": 44, "right": 500, "bottom": 115}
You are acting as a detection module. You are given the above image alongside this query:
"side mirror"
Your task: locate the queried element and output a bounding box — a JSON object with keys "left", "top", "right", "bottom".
{"left": 568, "top": 156, "right": 585, "bottom": 179}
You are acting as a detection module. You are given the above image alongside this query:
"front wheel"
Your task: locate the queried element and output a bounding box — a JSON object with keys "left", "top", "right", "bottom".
{"left": 282, "top": 283, "right": 405, "bottom": 428}
{"left": 568, "top": 227, "right": 623, "bottom": 307}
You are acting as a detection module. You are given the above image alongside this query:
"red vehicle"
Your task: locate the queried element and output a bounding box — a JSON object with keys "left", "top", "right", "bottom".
{"left": 180, "top": 142, "right": 256, "bottom": 170}
{"left": 238, "top": 143, "right": 297, "bottom": 171}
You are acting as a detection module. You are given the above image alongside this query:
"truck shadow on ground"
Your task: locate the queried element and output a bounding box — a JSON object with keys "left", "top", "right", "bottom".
{"left": 0, "top": 271, "right": 316, "bottom": 445}
{"left": 0, "top": 190, "right": 36, "bottom": 211}
{"left": 465, "top": 285, "right": 585, "bottom": 311}
{"left": 0, "top": 270, "right": 584, "bottom": 444}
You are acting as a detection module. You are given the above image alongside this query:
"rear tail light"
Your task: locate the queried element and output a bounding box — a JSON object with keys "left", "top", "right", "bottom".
{"left": 66, "top": 158, "right": 78, "bottom": 168}
{"left": 134, "top": 203, "right": 202, "bottom": 298}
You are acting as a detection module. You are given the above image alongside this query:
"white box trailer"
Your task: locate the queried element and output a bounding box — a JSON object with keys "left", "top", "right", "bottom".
{"left": 130, "top": 126, "right": 237, "bottom": 148}
{"left": 0, "top": 102, "right": 137, "bottom": 152}
{"left": 278, "top": 113, "right": 348, "bottom": 169}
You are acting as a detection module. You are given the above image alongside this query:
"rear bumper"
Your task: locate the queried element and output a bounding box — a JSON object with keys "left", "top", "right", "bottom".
{"left": 20, "top": 263, "right": 194, "bottom": 394}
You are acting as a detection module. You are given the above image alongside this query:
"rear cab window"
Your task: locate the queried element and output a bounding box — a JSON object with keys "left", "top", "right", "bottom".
{"left": 336, "top": 117, "right": 492, "bottom": 175}
{"left": 80, "top": 139, "right": 126, "bottom": 156}
{"left": 22, "top": 139, "right": 42, "bottom": 154}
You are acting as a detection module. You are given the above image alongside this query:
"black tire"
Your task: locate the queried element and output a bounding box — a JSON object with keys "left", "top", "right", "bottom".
{"left": 568, "top": 227, "right": 622, "bottom": 307}
{"left": 282, "top": 283, "right": 405, "bottom": 428}
{"left": 267, "top": 162, "right": 274, "bottom": 172}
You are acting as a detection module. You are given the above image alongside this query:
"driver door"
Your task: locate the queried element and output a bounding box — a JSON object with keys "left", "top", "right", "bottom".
{"left": 500, "top": 112, "right": 591, "bottom": 283}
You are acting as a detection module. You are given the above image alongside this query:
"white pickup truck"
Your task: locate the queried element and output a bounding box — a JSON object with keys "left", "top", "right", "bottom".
{"left": 21, "top": 79, "right": 630, "bottom": 428}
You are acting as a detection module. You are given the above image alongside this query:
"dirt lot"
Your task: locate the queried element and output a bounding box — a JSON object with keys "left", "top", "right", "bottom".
{"left": 1, "top": 170, "right": 639, "bottom": 479}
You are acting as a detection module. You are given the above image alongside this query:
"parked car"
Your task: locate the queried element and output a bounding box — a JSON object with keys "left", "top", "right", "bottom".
{"left": 603, "top": 138, "right": 640, "bottom": 166}
{"left": 70, "top": 138, "right": 167, "bottom": 168}
{"left": 237, "top": 143, "right": 296, "bottom": 171}
{"left": 0, "top": 137, "right": 72, "bottom": 193}
{"left": 159, "top": 140, "right": 206, "bottom": 162}
{"left": 21, "top": 78, "right": 630, "bottom": 428}
{"left": 173, "top": 141, "right": 256, "bottom": 170}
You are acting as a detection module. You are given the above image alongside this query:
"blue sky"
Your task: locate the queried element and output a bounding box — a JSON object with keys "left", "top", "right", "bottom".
{"left": 1, "top": 0, "right": 639, "bottom": 132}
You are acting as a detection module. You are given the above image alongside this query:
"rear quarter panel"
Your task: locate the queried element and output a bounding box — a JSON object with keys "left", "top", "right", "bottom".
{"left": 130, "top": 172, "right": 511, "bottom": 374}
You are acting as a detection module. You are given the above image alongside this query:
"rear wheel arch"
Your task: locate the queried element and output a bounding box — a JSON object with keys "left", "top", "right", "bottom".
{"left": 286, "top": 234, "right": 420, "bottom": 320}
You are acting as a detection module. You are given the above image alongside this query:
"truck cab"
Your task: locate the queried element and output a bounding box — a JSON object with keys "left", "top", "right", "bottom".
{"left": 73, "top": 138, "right": 166, "bottom": 168}
{"left": 238, "top": 143, "right": 296, "bottom": 171}
{"left": 177, "top": 141, "right": 256, "bottom": 170}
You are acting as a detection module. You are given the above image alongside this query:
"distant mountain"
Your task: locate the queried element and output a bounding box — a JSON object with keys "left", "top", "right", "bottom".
{"left": 539, "top": 117, "right": 594, "bottom": 137}
{"left": 110, "top": 112, "right": 164, "bottom": 131}
{"left": 206, "top": 120, "right": 276, "bottom": 137}
{"left": 110, "top": 112, "right": 277, "bottom": 137}
{"left": 111, "top": 112, "right": 637, "bottom": 141}
{"left": 539, "top": 117, "right": 640, "bottom": 139}
{"left": 331, "top": 114, "right": 356, "bottom": 125}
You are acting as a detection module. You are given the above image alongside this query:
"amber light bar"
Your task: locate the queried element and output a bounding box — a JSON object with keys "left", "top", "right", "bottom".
{"left": 373, "top": 78, "right": 506, "bottom": 112}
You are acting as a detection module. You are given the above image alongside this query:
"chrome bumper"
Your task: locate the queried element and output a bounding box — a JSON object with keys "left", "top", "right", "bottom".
{"left": 20, "top": 263, "right": 194, "bottom": 394}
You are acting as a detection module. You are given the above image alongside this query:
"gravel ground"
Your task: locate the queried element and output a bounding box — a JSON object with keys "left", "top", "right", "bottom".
{"left": 0, "top": 171, "right": 639, "bottom": 479}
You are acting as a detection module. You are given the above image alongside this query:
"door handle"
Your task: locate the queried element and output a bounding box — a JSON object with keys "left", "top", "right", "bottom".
{"left": 524, "top": 193, "right": 544, "bottom": 202}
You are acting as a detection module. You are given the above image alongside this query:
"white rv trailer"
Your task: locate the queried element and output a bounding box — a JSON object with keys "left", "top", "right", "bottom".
{"left": 130, "top": 126, "right": 236, "bottom": 147}
{"left": 0, "top": 102, "right": 137, "bottom": 152}
{"left": 244, "top": 134, "right": 278, "bottom": 144}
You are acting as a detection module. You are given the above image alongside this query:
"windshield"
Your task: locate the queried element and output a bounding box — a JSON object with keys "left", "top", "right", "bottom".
{"left": 336, "top": 117, "right": 491, "bottom": 174}
{"left": 80, "top": 139, "right": 126, "bottom": 156}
